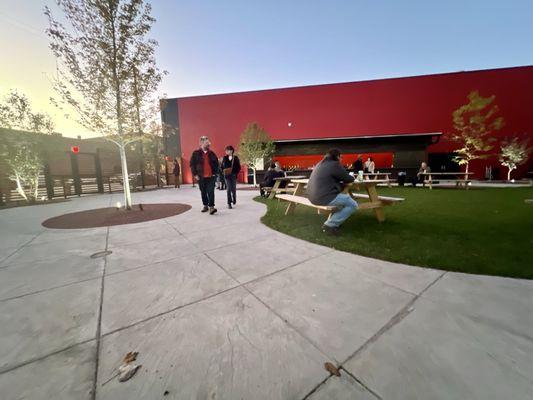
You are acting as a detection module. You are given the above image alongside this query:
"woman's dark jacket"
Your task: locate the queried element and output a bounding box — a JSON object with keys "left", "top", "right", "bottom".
{"left": 221, "top": 155, "right": 241, "bottom": 176}
{"left": 190, "top": 149, "right": 219, "bottom": 178}
{"left": 172, "top": 162, "right": 180, "bottom": 176}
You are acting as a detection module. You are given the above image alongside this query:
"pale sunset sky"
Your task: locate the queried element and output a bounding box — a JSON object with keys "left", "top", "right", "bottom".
{"left": 1, "top": 0, "right": 532, "bottom": 138}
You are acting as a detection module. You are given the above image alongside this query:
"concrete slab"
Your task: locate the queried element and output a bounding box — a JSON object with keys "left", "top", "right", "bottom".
{"left": 0, "top": 341, "right": 96, "bottom": 400}
{"left": 308, "top": 372, "right": 377, "bottom": 400}
{"left": 107, "top": 221, "right": 177, "bottom": 247}
{"left": 0, "top": 279, "right": 100, "bottom": 372}
{"left": 0, "top": 254, "right": 104, "bottom": 300}
{"left": 247, "top": 257, "right": 414, "bottom": 362}
{"left": 96, "top": 287, "right": 329, "bottom": 400}
{"left": 32, "top": 226, "right": 108, "bottom": 245}
{"left": 321, "top": 250, "right": 443, "bottom": 295}
{"left": 183, "top": 221, "right": 274, "bottom": 251}
{"left": 344, "top": 298, "right": 533, "bottom": 400}
{"left": 105, "top": 235, "right": 200, "bottom": 274}
{"left": 1, "top": 233, "right": 107, "bottom": 267}
{"left": 101, "top": 253, "right": 238, "bottom": 334}
{"left": 206, "top": 234, "right": 331, "bottom": 283}
{"left": 422, "top": 272, "right": 533, "bottom": 334}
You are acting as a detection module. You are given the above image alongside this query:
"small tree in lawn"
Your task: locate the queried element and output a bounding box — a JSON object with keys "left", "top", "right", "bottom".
{"left": 499, "top": 137, "right": 530, "bottom": 181}
{"left": 451, "top": 91, "right": 504, "bottom": 174}
{"left": 0, "top": 90, "right": 56, "bottom": 202}
{"left": 239, "top": 122, "right": 275, "bottom": 186}
{"left": 45, "top": 0, "right": 164, "bottom": 210}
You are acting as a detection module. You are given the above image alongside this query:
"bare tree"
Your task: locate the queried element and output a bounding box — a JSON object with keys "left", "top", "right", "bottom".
{"left": 45, "top": 0, "right": 164, "bottom": 209}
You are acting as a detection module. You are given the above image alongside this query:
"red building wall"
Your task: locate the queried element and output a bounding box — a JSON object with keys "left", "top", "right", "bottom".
{"left": 176, "top": 66, "right": 533, "bottom": 183}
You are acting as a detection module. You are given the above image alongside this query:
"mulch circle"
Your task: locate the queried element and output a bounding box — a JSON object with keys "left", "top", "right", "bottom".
{"left": 42, "top": 203, "right": 191, "bottom": 229}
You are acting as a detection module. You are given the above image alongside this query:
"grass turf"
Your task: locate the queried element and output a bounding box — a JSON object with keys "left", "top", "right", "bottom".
{"left": 256, "top": 186, "right": 533, "bottom": 279}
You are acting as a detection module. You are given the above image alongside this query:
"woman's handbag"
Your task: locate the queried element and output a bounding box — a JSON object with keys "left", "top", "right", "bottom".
{"left": 223, "top": 157, "right": 234, "bottom": 176}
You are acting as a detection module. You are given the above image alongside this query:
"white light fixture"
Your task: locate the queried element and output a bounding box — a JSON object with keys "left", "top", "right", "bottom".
{"left": 511, "top": 179, "right": 515, "bottom": 183}
{"left": 116, "top": 201, "right": 121, "bottom": 209}
{"left": 287, "top": 122, "right": 292, "bottom": 127}
{"left": 41, "top": 196, "right": 46, "bottom": 201}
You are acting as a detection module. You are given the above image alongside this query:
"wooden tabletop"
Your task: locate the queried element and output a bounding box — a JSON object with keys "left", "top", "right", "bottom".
{"left": 419, "top": 172, "right": 473, "bottom": 175}
{"left": 274, "top": 175, "right": 306, "bottom": 181}
{"left": 291, "top": 178, "right": 390, "bottom": 185}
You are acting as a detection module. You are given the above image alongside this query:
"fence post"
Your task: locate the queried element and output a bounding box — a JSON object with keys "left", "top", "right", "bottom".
{"left": 43, "top": 163, "right": 54, "bottom": 199}
{"left": 70, "top": 152, "right": 82, "bottom": 196}
{"left": 95, "top": 149, "right": 104, "bottom": 193}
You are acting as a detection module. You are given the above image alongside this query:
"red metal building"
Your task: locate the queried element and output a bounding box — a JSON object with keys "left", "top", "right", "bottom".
{"left": 161, "top": 65, "right": 533, "bottom": 183}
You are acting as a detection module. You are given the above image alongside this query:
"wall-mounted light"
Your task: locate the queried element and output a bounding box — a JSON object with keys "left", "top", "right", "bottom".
{"left": 287, "top": 122, "right": 292, "bottom": 127}
{"left": 116, "top": 201, "right": 121, "bottom": 210}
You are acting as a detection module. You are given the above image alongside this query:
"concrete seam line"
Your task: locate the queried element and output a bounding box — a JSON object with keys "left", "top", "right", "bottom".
{"left": 0, "top": 275, "right": 103, "bottom": 303}
{"left": 0, "top": 229, "right": 46, "bottom": 266}
{"left": 100, "top": 284, "right": 242, "bottom": 338}
{"left": 0, "top": 337, "right": 96, "bottom": 375}
{"left": 91, "top": 225, "right": 109, "bottom": 400}
{"left": 339, "top": 367, "right": 383, "bottom": 400}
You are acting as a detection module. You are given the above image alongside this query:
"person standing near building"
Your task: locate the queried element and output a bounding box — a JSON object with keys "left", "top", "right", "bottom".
{"left": 364, "top": 157, "right": 375, "bottom": 174}
{"left": 307, "top": 149, "right": 357, "bottom": 235}
{"left": 221, "top": 145, "right": 241, "bottom": 208}
{"left": 190, "top": 136, "right": 219, "bottom": 214}
{"left": 351, "top": 155, "right": 363, "bottom": 172}
{"left": 172, "top": 157, "right": 181, "bottom": 188}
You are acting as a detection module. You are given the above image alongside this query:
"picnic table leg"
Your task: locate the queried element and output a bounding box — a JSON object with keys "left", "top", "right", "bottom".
{"left": 428, "top": 174, "right": 432, "bottom": 190}
{"left": 366, "top": 185, "right": 385, "bottom": 222}
{"left": 268, "top": 180, "right": 281, "bottom": 199}
{"left": 285, "top": 183, "right": 304, "bottom": 215}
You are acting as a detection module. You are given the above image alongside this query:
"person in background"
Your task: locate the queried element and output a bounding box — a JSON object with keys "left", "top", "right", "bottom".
{"left": 274, "top": 161, "right": 286, "bottom": 176}
{"left": 221, "top": 145, "right": 241, "bottom": 208}
{"left": 412, "top": 161, "right": 431, "bottom": 187}
{"left": 351, "top": 155, "right": 363, "bottom": 172}
{"left": 364, "top": 157, "right": 375, "bottom": 174}
{"left": 172, "top": 157, "right": 181, "bottom": 188}
{"left": 217, "top": 157, "right": 226, "bottom": 191}
{"left": 307, "top": 149, "right": 357, "bottom": 235}
{"left": 259, "top": 163, "right": 283, "bottom": 197}
{"left": 190, "top": 136, "right": 219, "bottom": 214}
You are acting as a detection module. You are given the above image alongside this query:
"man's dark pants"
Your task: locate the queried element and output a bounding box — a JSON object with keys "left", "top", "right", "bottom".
{"left": 198, "top": 176, "right": 216, "bottom": 207}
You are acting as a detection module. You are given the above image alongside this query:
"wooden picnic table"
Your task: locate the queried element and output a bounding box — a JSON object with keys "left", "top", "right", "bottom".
{"left": 418, "top": 172, "right": 473, "bottom": 190}
{"left": 267, "top": 175, "right": 306, "bottom": 199}
{"left": 285, "top": 178, "right": 403, "bottom": 222}
{"left": 362, "top": 172, "right": 392, "bottom": 187}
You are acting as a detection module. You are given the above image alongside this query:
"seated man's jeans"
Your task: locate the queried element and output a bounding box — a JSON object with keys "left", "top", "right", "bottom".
{"left": 325, "top": 193, "right": 358, "bottom": 228}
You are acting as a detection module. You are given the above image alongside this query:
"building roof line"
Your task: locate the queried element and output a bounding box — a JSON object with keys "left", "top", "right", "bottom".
{"left": 165, "top": 65, "right": 533, "bottom": 101}
{"left": 274, "top": 132, "right": 442, "bottom": 143}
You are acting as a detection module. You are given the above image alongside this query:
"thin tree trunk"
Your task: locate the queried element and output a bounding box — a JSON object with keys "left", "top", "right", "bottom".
{"left": 507, "top": 167, "right": 512, "bottom": 181}
{"left": 34, "top": 173, "right": 40, "bottom": 201}
{"left": 465, "top": 162, "right": 469, "bottom": 174}
{"left": 252, "top": 167, "right": 257, "bottom": 187}
{"left": 119, "top": 144, "right": 132, "bottom": 209}
{"left": 14, "top": 174, "right": 28, "bottom": 201}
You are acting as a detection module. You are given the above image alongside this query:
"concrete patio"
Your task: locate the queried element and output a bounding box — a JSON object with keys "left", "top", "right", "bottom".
{"left": 0, "top": 185, "right": 532, "bottom": 399}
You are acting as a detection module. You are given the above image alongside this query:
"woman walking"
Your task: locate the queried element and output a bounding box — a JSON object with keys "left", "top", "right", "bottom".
{"left": 221, "top": 145, "right": 241, "bottom": 209}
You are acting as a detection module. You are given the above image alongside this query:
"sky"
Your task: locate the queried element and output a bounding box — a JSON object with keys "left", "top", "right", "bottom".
{"left": 1, "top": 0, "right": 532, "bottom": 138}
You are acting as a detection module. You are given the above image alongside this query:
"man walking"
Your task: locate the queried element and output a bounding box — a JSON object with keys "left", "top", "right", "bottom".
{"left": 190, "top": 136, "right": 219, "bottom": 214}
{"left": 307, "top": 149, "right": 357, "bottom": 235}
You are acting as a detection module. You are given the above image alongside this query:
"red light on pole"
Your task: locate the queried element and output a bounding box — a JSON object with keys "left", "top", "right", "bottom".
{"left": 71, "top": 146, "right": 79, "bottom": 154}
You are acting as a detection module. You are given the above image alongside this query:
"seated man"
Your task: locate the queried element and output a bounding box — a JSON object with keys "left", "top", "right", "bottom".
{"left": 307, "top": 149, "right": 357, "bottom": 235}
{"left": 412, "top": 162, "right": 431, "bottom": 187}
{"left": 260, "top": 163, "right": 281, "bottom": 197}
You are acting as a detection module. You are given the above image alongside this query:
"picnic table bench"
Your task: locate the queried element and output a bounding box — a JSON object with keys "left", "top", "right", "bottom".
{"left": 419, "top": 172, "right": 473, "bottom": 189}
{"left": 267, "top": 175, "right": 306, "bottom": 199}
{"left": 277, "top": 178, "right": 404, "bottom": 223}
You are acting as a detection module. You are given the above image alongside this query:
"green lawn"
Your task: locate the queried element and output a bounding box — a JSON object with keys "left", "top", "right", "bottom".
{"left": 256, "top": 187, "right": 533, "bottom": 279}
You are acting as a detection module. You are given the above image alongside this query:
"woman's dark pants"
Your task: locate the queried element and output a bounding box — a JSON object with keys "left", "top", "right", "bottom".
{"left": 225, "top": 174, "right": 237, "bottom": 204}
